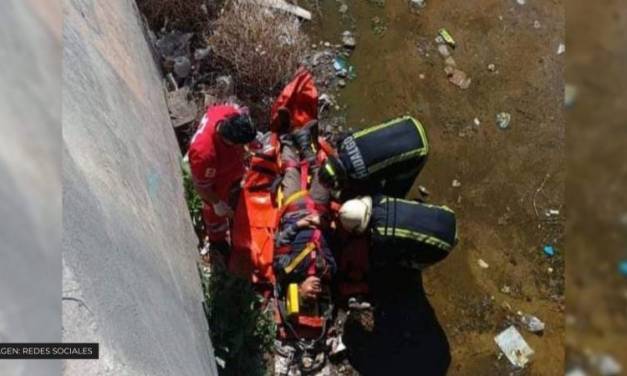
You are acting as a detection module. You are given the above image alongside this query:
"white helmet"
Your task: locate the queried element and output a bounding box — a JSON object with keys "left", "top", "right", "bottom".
{"left": 339, "top": 196, "right": 373, "bottom": 234}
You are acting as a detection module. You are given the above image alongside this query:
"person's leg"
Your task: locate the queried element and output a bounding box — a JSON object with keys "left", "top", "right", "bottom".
{"left": 201, "top": 202, "right": 229, "bottom": 244}
{"left": 280, "top": 144, "right": 303, "bottom": 199}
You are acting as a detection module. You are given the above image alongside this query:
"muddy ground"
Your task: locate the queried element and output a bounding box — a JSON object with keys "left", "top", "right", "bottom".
{"left": 307, "top": 0, "right": 565, "bottom": 374}
{"left": 565, "top": 0, "right": 627, "bottom": 372}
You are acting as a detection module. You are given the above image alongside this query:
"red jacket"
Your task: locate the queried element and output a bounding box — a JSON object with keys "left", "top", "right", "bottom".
{"left": 188, "top": 105, "right": 246, "bottom": 191}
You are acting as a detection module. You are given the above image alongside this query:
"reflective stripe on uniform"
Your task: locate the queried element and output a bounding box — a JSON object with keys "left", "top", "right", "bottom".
{"left": 374, "top": 227, "right": 452, "bottom": 251}
{"left": 379, "top": 197, "right": 454, "bottom": 214}
{"left": 353, "top": 116, "right": 428, "bottom": 175}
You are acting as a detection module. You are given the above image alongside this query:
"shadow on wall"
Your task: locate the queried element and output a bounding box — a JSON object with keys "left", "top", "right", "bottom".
{"left": 344, "top": 268, "right": 451, "bottom": 376}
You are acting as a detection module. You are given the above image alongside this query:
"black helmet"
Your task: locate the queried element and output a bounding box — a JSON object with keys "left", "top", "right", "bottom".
{"left": 318, "top": 156, "right": 347, "bottom": 190}
{"left": 219, "top": 113, "right": 256, "bottom": 144}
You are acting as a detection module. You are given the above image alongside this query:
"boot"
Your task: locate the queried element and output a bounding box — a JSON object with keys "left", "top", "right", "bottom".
{"left": 291, "top": 121, "right": 318, "bottom": 164}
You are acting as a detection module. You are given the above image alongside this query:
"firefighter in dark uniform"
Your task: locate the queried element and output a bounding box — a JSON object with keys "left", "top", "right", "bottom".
{"left": 318, "top": 116, "right": 429, "bottom": 199}
{"left": 337, "top": 195, "right": 457, "bottom": 271}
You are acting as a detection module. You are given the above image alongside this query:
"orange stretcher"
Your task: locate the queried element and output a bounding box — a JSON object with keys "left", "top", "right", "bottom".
{"left": 229, "top": 68, "right": 321, "bottom": 286}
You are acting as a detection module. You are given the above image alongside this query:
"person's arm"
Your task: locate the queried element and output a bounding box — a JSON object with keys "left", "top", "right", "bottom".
{"left": 189, "top": 148, "right": 233, "bottom": 217}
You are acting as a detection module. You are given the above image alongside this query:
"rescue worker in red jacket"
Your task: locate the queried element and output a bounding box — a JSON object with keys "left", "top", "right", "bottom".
{"left": 188, "top": 104, "right": 256, "bottom": 255}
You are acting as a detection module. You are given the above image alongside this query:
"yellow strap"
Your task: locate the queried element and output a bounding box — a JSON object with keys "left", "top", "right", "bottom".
{"left": 284, "top": 242, "right": 317, "bottom": 274}
{"left": 282, "top": 190, "right": 308, "bottom": 208}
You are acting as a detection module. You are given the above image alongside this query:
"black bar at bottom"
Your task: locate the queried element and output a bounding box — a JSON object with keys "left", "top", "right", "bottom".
{"left": 0, "top": 343, "right": 99, "bottom": 359}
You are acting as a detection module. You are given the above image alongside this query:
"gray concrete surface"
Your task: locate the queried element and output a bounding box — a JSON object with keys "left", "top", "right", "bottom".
{"left": 0, "top": 0, "right": 62, "bottom": 375}
{"left": 63, "top": 1, "right": 216, "bottom": 375}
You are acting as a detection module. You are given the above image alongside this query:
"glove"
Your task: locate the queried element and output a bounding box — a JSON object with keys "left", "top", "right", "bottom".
{"left": 212, "top": 200, "right": 233, "bottom": 217}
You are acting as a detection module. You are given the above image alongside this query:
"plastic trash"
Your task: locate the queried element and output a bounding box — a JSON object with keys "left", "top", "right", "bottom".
{"left": 566, "top": 368, "right": 588, "bottom": 376}
{"left": 496, "top": 112, "right": 511, "bottom": 129}
{"left": 618, "top": 260, "right": 627, "bottom": 277}
{"left": 333, "top": 56, "right": 356, "bottom": 79}
{"left": 543, "top": 245, "right": 555, "bottom": 257}
{"left": 478, "top": 259, "right": 490, "bottom": 269}
{"left": 438, "top": 28, "right": 456, "bottom": 48}
{"left": 520, "top": 314, "right": 545, "bottom": 333}
{"left": 591, "top": 354, "right": 623, "bottom": 376}
{"left": 494, "top": 326, "right": 534, "bottom": 368}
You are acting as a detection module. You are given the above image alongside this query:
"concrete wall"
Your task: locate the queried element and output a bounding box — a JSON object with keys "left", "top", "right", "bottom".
{"left": 0, "top": 1, "right": 62, "bottom": 375}
{"left": 63, "top": 1, "right": 216, "bottom": 375}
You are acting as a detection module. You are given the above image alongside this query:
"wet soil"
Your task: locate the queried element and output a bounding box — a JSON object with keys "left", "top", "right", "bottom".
{"left": 307, "top": 0, "right": 565, "bottom": 374}
{"left": 565, "top": 0, "right": 627, "bottom": 371}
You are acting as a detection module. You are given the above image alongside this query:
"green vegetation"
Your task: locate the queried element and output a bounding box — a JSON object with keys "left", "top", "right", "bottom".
{"left": 200, "top": 265, "right": 276, "bottom": 375}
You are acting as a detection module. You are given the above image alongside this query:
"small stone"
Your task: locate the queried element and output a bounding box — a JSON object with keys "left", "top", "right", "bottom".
{"left": 410, "top": 0, "right": 426, "bottom": 8}
{"left": 488, "top": 63, "right": 496, "bottom": 72}
{"left": 418, "top": 185, "right": 430, "bottom": 196}
{"left": 547, "top": 267, "right": 554, "bottom": 274}
{"left": 557, "top": 43, "right": 566, "bottom": 55}
{"left": 478, "top": 259, "right": 489, "bottom": 269}
{"left": 501, "top": 285, "right": 511, "bottom": 294}
{"left": 339, "top": 3, "right": 348, "bottom": 13}
{"left": 452, "top": 179, "right": 461, "bottom": 188}
{"left": 516, "top": 0, "right": 526, "bottom": 4}
{"left": 324, "top": 41, "right": 331, "bottom": 47}
{"left": 533, "top": 20, "right": 541, "bottom": 29}
{"left": 593, "top": 354, "right": 622, "bottom": 376}
{"left": 419, "top": 73, "right": 426, "bottom": 80}
{"left": 338, "top": 79, "right": 347, "bottom": 88}
{"left": 473, "top": 118, "right": 481, "bottom": 126}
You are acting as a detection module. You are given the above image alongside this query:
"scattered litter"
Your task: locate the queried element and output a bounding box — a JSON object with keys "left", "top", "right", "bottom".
{"left": 488, "top": 63, "right": 496, "bottom": 72}
{"left": 341, "top": 31, "right": 357, "bottom": 48}
{"left": 451, "top": 179, "right": 462, "bottom": 188}
{"left": 544, "top": 208, "right": 560, "bottom": 217}
{"left": 533, "top": 20, "right": 541, "bottom": 29}
{"left": 194, "top": 47, "right": 211, "bottom": 61}
{"left": 557, "top": 43, "right": 566, "bottom": 55}
{"left": 166, "top": 87, "right": 198, "bottom": 128}
{"left": 338, "top": 79, "right": 347, "bottom": 88}
{"left": 173, "top": 56, "right": 191, "bottom": 78}
{"left": 445, "top": 66, "right": 471, "bottom": 89}
{"left": 516, "top": 0, "right": 526, "bottom": 5}
{"left": 494, "top": 326, "right": 534, "bottom": 368}
{"left": 547, "top": 267, "right": 554, "bottom": 274}
{"left": 496, "top": 112, "right": 511, "bottom": 129}
{"left": 444, "top": 56, "right": 457, "bottom": 68}
{"left": 418, "top": 185, "right": 431, "bottom": 196}
{"left": 419, "top": 73, "right": 426, "bottom": 80}
{"left": 438, "top": 28, "right": 456, "bottom": 48}
{"left": 478, "top": 259, "right": 490, "bottom": 269}
{"left": 333, "top": 56, "right": 357, "bottom": 79}
{"left": 566, "top": 368, "right": 588, "bottom": 376}
{"left": 591, "top": 353, "right": 623, "bottom": 376}
{"left": 324, "top": 41, "right": 331, "bottom": 47}
{"left": 244, "top": 0, "right": 312, "bottom": 20}
{"left": 565, "top": 84, "right": 578, "bottom": 108}
{"left": 437, "top": 44, "right": 451, "bottom": 58}
{"left": 618, "top": 260, "right": 627, "bottom": 277}
{"left": 473, "top": 118, "right": 481, "bottom": 126}
{"left": 501, "top": 285, "right": 511, "bottom": 294}
{"left": 410, "top": 0, "right": 427, "bottom": 9}
{"left": 339, "top": 3, "right": 348, "bottom": 13}
{"left": 543, "top": 245, "right": 555, "bottom": 257}
{"left": 519, "top": 313, "right": 545, "bottom": 333}
{"left": 329, "top": 335, "right": 347, "bottom": 356}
